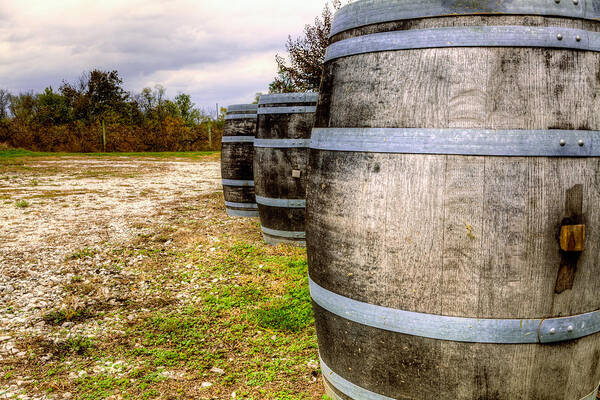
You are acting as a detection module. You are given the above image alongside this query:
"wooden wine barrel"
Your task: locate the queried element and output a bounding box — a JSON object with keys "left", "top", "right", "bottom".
{"left": 221, "top": 104, "right": 258, "bottom": 217}
{"left": 308, "top": 1, "right": 600, "bottom": 399}
{"left": 254, "top": 93, "right": 318, "bottom": 246}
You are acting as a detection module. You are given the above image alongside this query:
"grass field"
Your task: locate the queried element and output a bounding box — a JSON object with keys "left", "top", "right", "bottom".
{"left": 0, "top": 149, "right": 220, "bottom": 160}
{"left": 0, "top": 152, "right": 326, "bottom": 400}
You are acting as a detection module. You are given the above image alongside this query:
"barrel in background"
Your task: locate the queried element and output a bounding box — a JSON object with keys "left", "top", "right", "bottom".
{"left": 221, "top": 104, "right": 258, "bottom": 218}
{"left": 308, "top": 1, "right": 600, "bottom": 399}
{"left": 254, "top": 93, "right": 318, "bottom": 246}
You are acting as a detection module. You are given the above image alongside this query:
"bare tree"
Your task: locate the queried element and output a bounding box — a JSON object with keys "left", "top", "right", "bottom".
{"left": 270, "top": 0, "right": 343, "bottom": 93}
{"left": 0, "top": 89, "right": 12, "bottom": 119}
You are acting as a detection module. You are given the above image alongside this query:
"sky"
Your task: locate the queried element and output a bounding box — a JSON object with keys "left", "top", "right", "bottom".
{"left": 0, "top": 0, "right": 332, "bottom": 116}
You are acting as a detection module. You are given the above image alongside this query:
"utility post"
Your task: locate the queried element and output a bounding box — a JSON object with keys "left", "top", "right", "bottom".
{"left": 102, "top": 120, "right": 106, "bottom": 152}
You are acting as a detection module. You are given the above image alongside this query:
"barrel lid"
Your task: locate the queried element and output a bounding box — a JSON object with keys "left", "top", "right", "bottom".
{"left": 227, "top": 104, "right": 258, "bottom": 114}
{"left": 258, "top": 92, "right": 319, "bottom": 105}
{"left": 330, "top": 0, "right": 600, "bottom": 38}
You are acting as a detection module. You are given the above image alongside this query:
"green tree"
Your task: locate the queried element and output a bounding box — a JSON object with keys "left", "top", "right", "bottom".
{"left": 174, "top": 93, "right": 201, "bottom": 127}
{"left": 9, "top": 92, "right": 37, "bottom": 124}
{"left": 36, "top": 87, "right": 71, "bottom": 125}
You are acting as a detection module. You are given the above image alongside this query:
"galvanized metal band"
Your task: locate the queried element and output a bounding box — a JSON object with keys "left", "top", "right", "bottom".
{"left": 227, "top": 104, "right": 258, "bottom": 113}
{"left": 581, "top": 386, "right": 600, "bottom": 400}
{"left": 222, "top": 179, "right": 255, "bottom": 187}
{"left": 225, "top": 114, "right": 257, "bottom": 120}
{"left": 310, "top": 128, "right": 600, "bottom": 157}
{"left": 330, "top": 0, "right": 599, "bottom": 38}
{"left": 259, "top": 92, "right": 319, "bottom": 105}
{"left": 325, "top": 26, "right": 600, "bottom": 62}
{"left": 257, "top": 106, "right": 317, "bottom": 115}
{"left": 256, "top": 195, "right": 306, "bottom": 208}
{"left": 309, "top": 277, "right": 600, "bottom": 344}
{"left": 261, "top": 226, "right": 306, "bottom": 239}
{"left": 322, "top": 356, "right": 600, "bottom": 400}
{"left": 221, "top": 136, "right": 255, "bottom": 143}
{"left": 321, "top": 357, "right": 394, "bottom": 400}
{"left": 254, "top": 139, "right": 311, "bottom": 148}
{"left": 224, "top": 201, "right": 258, "bottom": 209}
{"left": 226, "top": 208, "right": 259, "bottom": 218}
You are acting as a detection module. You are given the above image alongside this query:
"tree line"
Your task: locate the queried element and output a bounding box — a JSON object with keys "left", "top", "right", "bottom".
{"left": 1, "top": 0, "right": 342, "bottom": 153}
{"left": 0, "top": 70, "right": 224, "bottom": 153}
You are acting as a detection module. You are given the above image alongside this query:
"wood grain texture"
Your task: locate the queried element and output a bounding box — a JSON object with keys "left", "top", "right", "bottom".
{"left": 254, "top": 111, "right": 315, "bottom": 243}
{"left": 221, "top": 117, "right": 257, "bottom": 210}
{"left": 309, "top": 13, "right": 600, "bottom": 400}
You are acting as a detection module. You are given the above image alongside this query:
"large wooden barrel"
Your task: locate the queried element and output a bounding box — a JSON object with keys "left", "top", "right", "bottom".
{"left": 254, "top": 93, "right": 318, "bottom": 246}
{"left": 221, "top": 104, "right": 258, "bottom": 217}
{"left": 308, "top": 1, "right": 600, "bottom": 399}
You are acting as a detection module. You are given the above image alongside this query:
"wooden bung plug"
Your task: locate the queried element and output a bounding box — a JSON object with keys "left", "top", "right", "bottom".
{"left": 560, "top": 225, "right": 585, "bottom": 252}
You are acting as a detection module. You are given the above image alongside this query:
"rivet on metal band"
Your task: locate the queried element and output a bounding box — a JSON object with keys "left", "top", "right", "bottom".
{"left": 224, "top": 201, "right": 258, "bottom": 209}
{"left": 321, "top": 356, "right": 600, "bottom": 400}
{"left": 330, "top": 0, "right": 596, "bottom": 38}
{"left": 258, "top": 106, "right": 317, "bottom": 115}
{"left": 309, "top": 278, "right": 600, "bottom": 344}
{"left": 325, "top": 26, "right": 600, "bottom": 62}
{"left": 222, "top": 179, "right": 255, "bottom": 187}
{"left": 310, "top": 128, "right": 600, "bottom": 157}
{"left": 256, "top": 195, "right": 306, "bottom": 208}
{"left": 261, "top": 226, "right": 306, "bottom": 239}
{"left": 254, "top": 139, "right": 311, "bottom": 148}
{"left": 222, "top": 136, "right": 255, "bottom": 143}
{"left": 225, "top": 114, "right": 257, "bottom": 120}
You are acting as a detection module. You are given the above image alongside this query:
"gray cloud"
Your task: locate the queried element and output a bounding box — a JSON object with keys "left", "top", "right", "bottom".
{"left": 0, "top": 0, "right": 331, "bottom": 110}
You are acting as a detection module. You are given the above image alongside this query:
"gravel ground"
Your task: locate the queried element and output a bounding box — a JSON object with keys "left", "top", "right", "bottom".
{"left": 0, "top": 157, "right": 221, "bottom": 399}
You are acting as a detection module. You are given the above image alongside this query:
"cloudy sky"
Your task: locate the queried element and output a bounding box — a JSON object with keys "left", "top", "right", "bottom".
{"left": 0, "top": 0, "right": 332, "bottom": 115}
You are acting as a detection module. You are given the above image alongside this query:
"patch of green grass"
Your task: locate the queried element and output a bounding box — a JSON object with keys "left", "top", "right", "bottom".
{"left": 75, "top": 374, "right": 130, "bottom": 399}
{"left": 68, "top": 247, "right": 98, "bottom": 260}
{"left": 0, "top": 149, "right": 219, "bottom": 159}
{"left": 253, "top": 286, "right": 313, "bottom": 332}
{"left": 14, "top": 199, "right": 29, "bottom": 208}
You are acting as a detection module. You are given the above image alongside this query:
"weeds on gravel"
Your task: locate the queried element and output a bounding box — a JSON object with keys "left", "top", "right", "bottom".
{"left": 42, "top": 307, "right": 94, "bottom": 325}
{"left": 14, "top": 199, "right": 29, "bottom": 208}
{"left": 68, "top": 247, "right": 98, "bottom": 260}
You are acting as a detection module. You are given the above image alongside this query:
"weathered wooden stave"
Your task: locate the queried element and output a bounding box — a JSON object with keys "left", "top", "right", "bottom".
{"left": 221, "top": 104, "right": 258, "bottom": 217}
{"left": 254, "top": 93, "right": 318, "bottom": 246}
{"left": 308, "top": 2, "right": 600, "bottom": 399}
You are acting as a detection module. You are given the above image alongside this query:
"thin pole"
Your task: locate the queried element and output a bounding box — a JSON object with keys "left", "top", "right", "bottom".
{"left": 102, "top": 120, "right": 106, "bottom": 152}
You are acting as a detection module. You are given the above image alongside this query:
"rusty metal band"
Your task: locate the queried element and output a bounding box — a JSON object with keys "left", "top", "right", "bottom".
{"left": 259, "top": 92, "right": 319, "bottom": 105}
{"left": 321, "top": 356, "right": 600, "bottom": 400}
{"left": 222, "top": 136, "right": 255, "bottom": 143}
{"left": 325, "top": 26, "right": 600, "bottom": 62}
{"left": 310, "top": 128, "right": 600, "bottom": 157}
{"left": 330, "top": 0, "right": 599, "bottom": 37}
{"left": 309, "top": 277, "right": 600, "bottom": 344}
